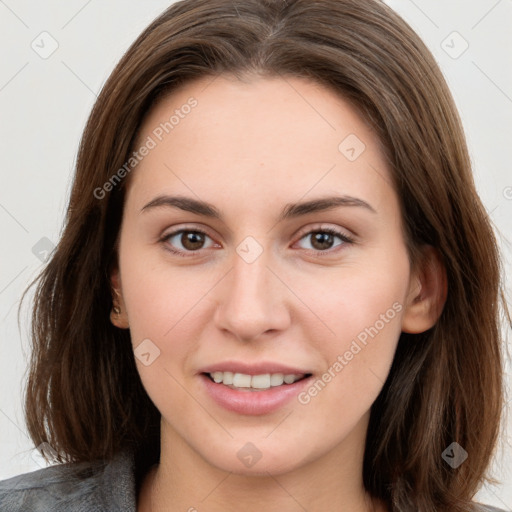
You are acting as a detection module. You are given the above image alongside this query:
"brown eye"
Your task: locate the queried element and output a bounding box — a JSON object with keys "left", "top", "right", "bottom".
{"left": 310, "top": 232, "right": 336, "bottom": 250}
{"left": 180, "top": 231, "right": 205, "bottom": 250}
{"left": 296, "top": 228, "right": 354, "bottom": 253}
{"left": 162, "top": 229, "right": 216, "bottom": 255}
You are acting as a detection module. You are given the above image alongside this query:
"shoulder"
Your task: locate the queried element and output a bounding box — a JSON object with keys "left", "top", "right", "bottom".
{"left": 0, "top": 449, "right": 136, "bottom": 511}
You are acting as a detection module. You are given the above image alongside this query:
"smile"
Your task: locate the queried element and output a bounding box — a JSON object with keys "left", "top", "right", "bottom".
{"left": 200, "top": 373, "right": 314, "bottom": 415}
{"left": 206, "top": 371, "right": 309, "bottom": 390}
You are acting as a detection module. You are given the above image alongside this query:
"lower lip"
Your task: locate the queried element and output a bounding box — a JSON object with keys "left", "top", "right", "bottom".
{"left": 200, "top": 374, "right": 313, "bottom": 415}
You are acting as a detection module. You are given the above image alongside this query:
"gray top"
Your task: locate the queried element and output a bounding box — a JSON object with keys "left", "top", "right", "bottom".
{"left": 0, "top": 449, "right": 137, "bottom": 511}
{"left": 0, "top": 449, "right": 508, "bottom": 511}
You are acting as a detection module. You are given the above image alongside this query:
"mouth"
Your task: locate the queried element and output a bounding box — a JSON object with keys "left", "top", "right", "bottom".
{"left": 197, "top": 361, "right": 314, "bottom": 414}
{"left": 200, "top": 370, "right": 314, "bottom": 415}
{"left": 202, "top": 371, "right": 312, "bottom": 391}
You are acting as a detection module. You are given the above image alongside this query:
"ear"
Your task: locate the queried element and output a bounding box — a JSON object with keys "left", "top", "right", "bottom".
{"left": 110, "top": 266, "right": 130, "bottom": 329}
{"left": 401, "top": 245, "right": 447, "bottom": 334}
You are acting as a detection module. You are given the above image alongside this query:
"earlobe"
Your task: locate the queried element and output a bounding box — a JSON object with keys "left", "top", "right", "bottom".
{"left": 401, "top": 246, "right": 447, "bottom": 334}
{"left": 109, "top": 268, "right": 130, "bottom": 329}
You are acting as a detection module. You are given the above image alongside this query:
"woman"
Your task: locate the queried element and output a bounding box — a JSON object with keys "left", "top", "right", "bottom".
{"left": 0, "top": 0, "right": 508, "bottom": 511}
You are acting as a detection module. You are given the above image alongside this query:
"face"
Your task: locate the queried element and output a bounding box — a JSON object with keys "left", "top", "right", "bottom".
{"left": 111, "top": 74, "right": 428, "bottom": 476}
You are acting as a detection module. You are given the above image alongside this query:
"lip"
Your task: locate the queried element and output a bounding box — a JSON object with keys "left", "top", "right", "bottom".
{"left": 200, "top": 373, "right": 313, "bottom": 415}
{"left": 197, "top": 360, "right": 311, "bottom": 376}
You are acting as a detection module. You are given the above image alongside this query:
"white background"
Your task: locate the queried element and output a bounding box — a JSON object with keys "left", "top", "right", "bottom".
{"left": 0, "top": 0, "right": 511, "bottom": 508}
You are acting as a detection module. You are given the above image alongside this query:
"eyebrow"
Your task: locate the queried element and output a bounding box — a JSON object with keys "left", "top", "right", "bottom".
{"left": 140, "top": 194, "right": 376, "bottom": 220}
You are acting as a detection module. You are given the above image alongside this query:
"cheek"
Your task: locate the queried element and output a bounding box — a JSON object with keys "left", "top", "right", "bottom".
{"left": 293, "top": 308, "right": 403, "bottom": 451}
{"left": 117, "top": 245, "right": 221, "bottom": 404}
{"left": 295, "top": 253, "right": 408, "bottom": 406}
{"left": 296, "top": 254, "right": 408, "bottom": 349}
{"left": 119, "top": 241, "right": 213, "bottom": 342}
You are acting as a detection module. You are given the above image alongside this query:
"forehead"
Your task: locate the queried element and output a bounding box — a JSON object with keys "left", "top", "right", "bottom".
{"left": 126, "top": 74, "right": 396, "bottom": 217}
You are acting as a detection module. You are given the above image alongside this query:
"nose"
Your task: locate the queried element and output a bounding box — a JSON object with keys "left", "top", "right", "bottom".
{"left": 213, "top": 249, "right": 291, "bottom": 342}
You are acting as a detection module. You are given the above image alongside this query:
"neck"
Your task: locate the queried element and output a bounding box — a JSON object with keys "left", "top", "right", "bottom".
{"left": 138, "top": 414, "right": 386, "bottom": 512}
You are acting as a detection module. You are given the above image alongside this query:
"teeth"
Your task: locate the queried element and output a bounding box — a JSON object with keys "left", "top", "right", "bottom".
{"left": 251, "top": 374, "right": 271, "bottom": 389}
{"left": 233, "top": 373, "right": 252, "bottom": 388}
{"left": 270, "top": 374, "right": 284, "bottom": 386}
{"left": 222, "top": 371, "right": 233, "bottom": 385}
{"left": 283, "top": 374, "right": 296, "bottom": 384}
{"left": 209, "top": 371, "right": 305, "bottom": 390}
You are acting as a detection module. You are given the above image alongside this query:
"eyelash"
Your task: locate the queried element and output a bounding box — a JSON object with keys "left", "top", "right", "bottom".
{"left": 159, "top": 226, "right": 355, "bottom": 258}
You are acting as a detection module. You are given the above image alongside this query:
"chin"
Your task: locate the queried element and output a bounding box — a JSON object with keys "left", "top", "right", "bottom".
{"left": 197, "top": 438, "right": 314, "bottom": 477}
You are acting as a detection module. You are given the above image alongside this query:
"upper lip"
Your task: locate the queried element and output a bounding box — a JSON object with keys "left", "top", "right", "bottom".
{"left": 198, "top": 361, "right": 312, "bottom": 376}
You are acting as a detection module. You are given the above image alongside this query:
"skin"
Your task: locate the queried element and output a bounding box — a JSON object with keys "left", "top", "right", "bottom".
{"left": 110, "top": 74, "right": 446, "bottom": 512}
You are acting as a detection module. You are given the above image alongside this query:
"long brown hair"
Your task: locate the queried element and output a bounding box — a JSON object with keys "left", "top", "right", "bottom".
{"left": 20, "top": 1, "right": 508, "bottom": 510}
